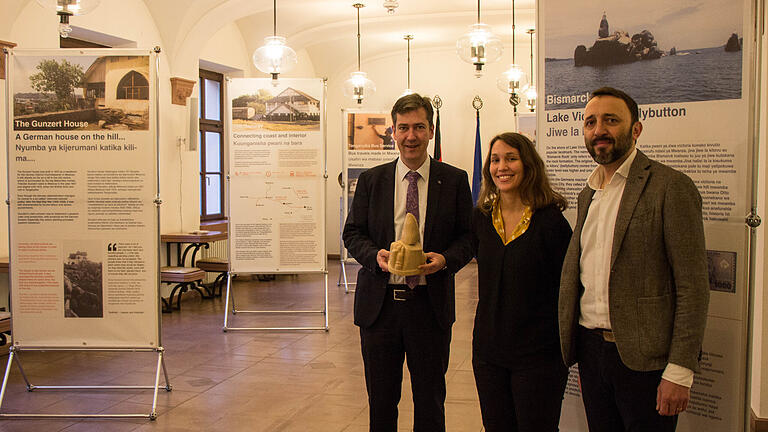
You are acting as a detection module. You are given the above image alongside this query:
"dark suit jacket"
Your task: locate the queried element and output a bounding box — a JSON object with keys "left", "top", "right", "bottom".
{"left": 343, "top": 158, "right": 474, "bottom": 330}
{"left": 559, "top": 150, "right": 709, "bottom": 372}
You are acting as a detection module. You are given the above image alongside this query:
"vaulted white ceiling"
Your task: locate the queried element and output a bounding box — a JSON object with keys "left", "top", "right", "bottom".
{"left": 1, "top": 1, "right": 537, "bottom": 78}
{"left": 139, "top": 0, "right": 537, "bottom": 76}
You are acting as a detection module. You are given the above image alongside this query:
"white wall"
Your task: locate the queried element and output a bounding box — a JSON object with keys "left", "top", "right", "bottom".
{"left": 200, "top": 22, "right": 252, "bottom": 75}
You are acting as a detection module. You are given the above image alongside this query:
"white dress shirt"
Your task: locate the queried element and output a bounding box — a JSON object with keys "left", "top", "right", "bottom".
{"left": 389, "top": 158, "right": 429, "bottom": 285}
{"left": 579, "top": 148, "right": 693, "bottom": 387}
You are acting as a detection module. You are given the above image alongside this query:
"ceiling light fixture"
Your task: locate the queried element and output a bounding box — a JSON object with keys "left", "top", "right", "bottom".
{"left": 252, "top": 0, "right": 298, "bottom": 84}
{"left": 402, "top": 34, "right": 414, "bottom": 96}
{"left": 343, "top": 3, "right": 376, "bottom": 104}
{"left": 496, "top": 0, "right": 526, "bottom": 109}
{"left": 524, "top": 28, "right": 537, "bottom": 112}
{"left": 456, "top": 0, "right": 503, "bottom": 77}
{"left": 383, "top": 0, "right": 398, "bottom": 14}
{"left": 36, "top": 0, "right": 101, "bottom": 38}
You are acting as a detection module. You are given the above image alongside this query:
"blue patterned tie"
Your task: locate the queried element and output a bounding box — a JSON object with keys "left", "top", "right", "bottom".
{"left": 405, "top": 171, "right": 420, "bottom": 289}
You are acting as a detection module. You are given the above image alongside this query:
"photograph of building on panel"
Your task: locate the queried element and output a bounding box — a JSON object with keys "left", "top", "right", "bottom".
{"left": 232, "top": 85, "right": 321, "bottom": 132}
{"left": 63, "top": 246, "right": 104, "bottom": 318}
{"left": 14, "top": 55, "right": 150, "bottom": 131}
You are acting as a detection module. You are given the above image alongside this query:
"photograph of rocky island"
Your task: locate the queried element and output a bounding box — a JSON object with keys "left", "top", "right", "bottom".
{"left": 544, "top": 0, "right": 743, "bottom": 110}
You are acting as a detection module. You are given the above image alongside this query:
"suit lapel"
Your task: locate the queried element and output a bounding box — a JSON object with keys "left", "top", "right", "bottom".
{"left": 383, "top": 160, "right": 397, "bottom": 243}
{"left": 611, "top": 151, "right": 650, "bottom": 267}
{"left": 576, "top": 187, "right": 594, "bottom": 233}
{"left": 423, "top": 158, "right": 440, "bottom": 249}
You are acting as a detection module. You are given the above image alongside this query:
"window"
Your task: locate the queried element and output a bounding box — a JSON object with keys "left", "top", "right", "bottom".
{"left": 86, "top": 82, "right": 105, "bottom": 99}
{"left": 199, "top": 69, "right": 225, "bottom": 221}
{"left": 116, "top": 71, "right": 149, "bottom": 100}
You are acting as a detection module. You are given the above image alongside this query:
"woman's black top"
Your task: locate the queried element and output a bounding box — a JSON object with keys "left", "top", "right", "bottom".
{"left": 471, "top": 203, "right": 572, "bottom": 370}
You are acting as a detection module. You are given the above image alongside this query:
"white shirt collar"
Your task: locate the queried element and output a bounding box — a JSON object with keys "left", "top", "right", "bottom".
{"left": 396, "top": 157, "right": 430, "bottom": 181}
{"left": 586, "top": 147, "right": 638, "bottom": 191}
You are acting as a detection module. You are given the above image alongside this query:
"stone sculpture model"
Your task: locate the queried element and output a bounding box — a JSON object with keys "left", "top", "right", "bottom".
{"left": 388, "top": 213, "right": 426, "bottom": 276}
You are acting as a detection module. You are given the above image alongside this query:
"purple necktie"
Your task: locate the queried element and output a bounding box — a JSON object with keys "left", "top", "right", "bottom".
{"left": 405, "top": 171, "right": 420, "bottom": 289}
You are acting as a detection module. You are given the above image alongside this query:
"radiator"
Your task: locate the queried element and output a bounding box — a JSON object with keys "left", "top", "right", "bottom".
{"left": 200, "top": 238, "right": 229, "bottom": 283}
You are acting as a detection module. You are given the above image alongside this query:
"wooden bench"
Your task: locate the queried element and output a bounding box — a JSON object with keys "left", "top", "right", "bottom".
{"left": 195, "top": 257, "right": 229, "bottom": 297}
{"left": 0, "top": 312, "right": 10, "bottom": 346}
{"left": 160, "top": 266, "right": 206, "bottom": 312}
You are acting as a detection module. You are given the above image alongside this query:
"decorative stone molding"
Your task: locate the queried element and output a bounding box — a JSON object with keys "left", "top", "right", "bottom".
{"left": 0, "top": 40, "right": 18, "bottom": 80}
{"left": 170, "top": 77, "right": 196, "bottom": 106}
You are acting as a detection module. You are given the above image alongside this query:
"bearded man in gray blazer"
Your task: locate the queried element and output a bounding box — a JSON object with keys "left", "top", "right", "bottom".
{"left": 558, "top": 87, "right": 709, "bottom": 432}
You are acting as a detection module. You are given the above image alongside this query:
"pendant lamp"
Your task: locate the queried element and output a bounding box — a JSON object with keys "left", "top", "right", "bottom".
{"left": 343, "top": 3, "right": 376, "bottom": 104}
{"left": 252, "top": 0, "right": 298, "bottom": 83}
{"left": 36, "top": 0, "right": 101, "bottom": 38}
{"left": 401, "top": 35, "right": 414, "bottom": 96}
{"left": 496, "top": 0, "right": 526, "bottom": 108}
{"left": 524, "top": 29, "right": 537, "bottom": 112}
{"left": 456, "top": 0, "right": 503, "bottom": 77}
{"left": 383, "top": 0, "right": 398, "bottom": 14}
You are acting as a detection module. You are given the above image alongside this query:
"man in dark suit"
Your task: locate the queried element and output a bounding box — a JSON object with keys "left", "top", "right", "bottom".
{"left": 558, "top": 87, "right": 709, "bottom": 431}
{"left": 343, "top": 93, "right": 474, "bottom": 431}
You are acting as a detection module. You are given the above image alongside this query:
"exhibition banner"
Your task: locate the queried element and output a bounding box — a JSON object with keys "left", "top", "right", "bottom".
{"left": 8, "top": 50, "right": 159, "bottom": 348}
{"left": 538, "top": 1, "right": 754, "bottom": 430}
{"left": 227, "top": 78, "right": 326, "bottom": 273}
{"left": 340, "top": 109, "right": 399, "bottom": 261}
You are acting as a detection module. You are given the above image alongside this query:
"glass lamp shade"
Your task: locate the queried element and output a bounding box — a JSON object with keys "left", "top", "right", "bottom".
{"left": 401, "top": 88, "right": 414, "bottom": 97}
{"left": 59, "top": 20, "right": 73, "bottom": 38}
{"left": 36, "top": 0, "right": 101, "bottom": 15}
{"left": 252, "top": 36, "right": 298, "bottom": 79}
{"left": 343, "top": 71, "right": 376, "bottom": 104}
{"left": 383, "top": 0, "right": 398, "bottom": 14}
{"left": 37, "top": 0, "right": 102, "bottom": 37}
{"left": 456, "top": 23, "right": 503, "bottom": 76}
{"left": 524, "top": 85, "right": 537, "bottom": 111}
{"left": 496, "top": 64, "right": 526, "bottom": 94}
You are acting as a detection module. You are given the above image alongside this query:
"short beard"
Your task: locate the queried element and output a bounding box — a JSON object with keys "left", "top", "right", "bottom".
{"left": 586, "top": 126, "right": 634, "bottom": 165}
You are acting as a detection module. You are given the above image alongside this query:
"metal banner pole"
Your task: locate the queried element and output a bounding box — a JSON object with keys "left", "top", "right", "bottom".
{"left": 324, "top": 271, "right": 329, "bottom": 330}
{"left": 322, "top": 78, "right": 329, "bottom": 331}
{"left": 153, "top": 47, "right": 164, "bottom": 348}
{"left": 744, "top": 0, "right": 765, "bottom": 429}
{"left": 0, "top": 347, "right": 170, "bottom": 419}
{"left": 223, "top": 272, "right": 233, "bottom": 330}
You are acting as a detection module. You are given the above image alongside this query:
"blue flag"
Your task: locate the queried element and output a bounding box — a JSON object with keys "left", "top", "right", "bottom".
{"left": 471, "top": 111, "right": 482, "bottom": 204}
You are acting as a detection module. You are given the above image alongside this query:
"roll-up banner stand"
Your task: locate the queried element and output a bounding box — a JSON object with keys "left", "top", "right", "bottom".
{"left": 223, "top": 78, "right": 329, "bottom": 331}
{"left": 537, "top": 1, "right": 758, "bottom": 431}
{"left": 338, "top": 109, "right": 399, "bottom": 292}
{"left": 0, "top": 48, "right": 170, "bottom": 419}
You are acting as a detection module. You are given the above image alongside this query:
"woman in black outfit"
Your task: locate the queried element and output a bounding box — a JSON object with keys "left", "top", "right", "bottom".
{"left": 471, "top": 132, "right": 571, "bottom": 432}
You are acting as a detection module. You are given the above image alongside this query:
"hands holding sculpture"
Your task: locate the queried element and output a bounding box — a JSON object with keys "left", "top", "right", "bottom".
{"left": 376, "top": 212, "right": 446, "bottom": 275}
{"left": 376, "top": 249, "right": 446, "bottom": 275}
